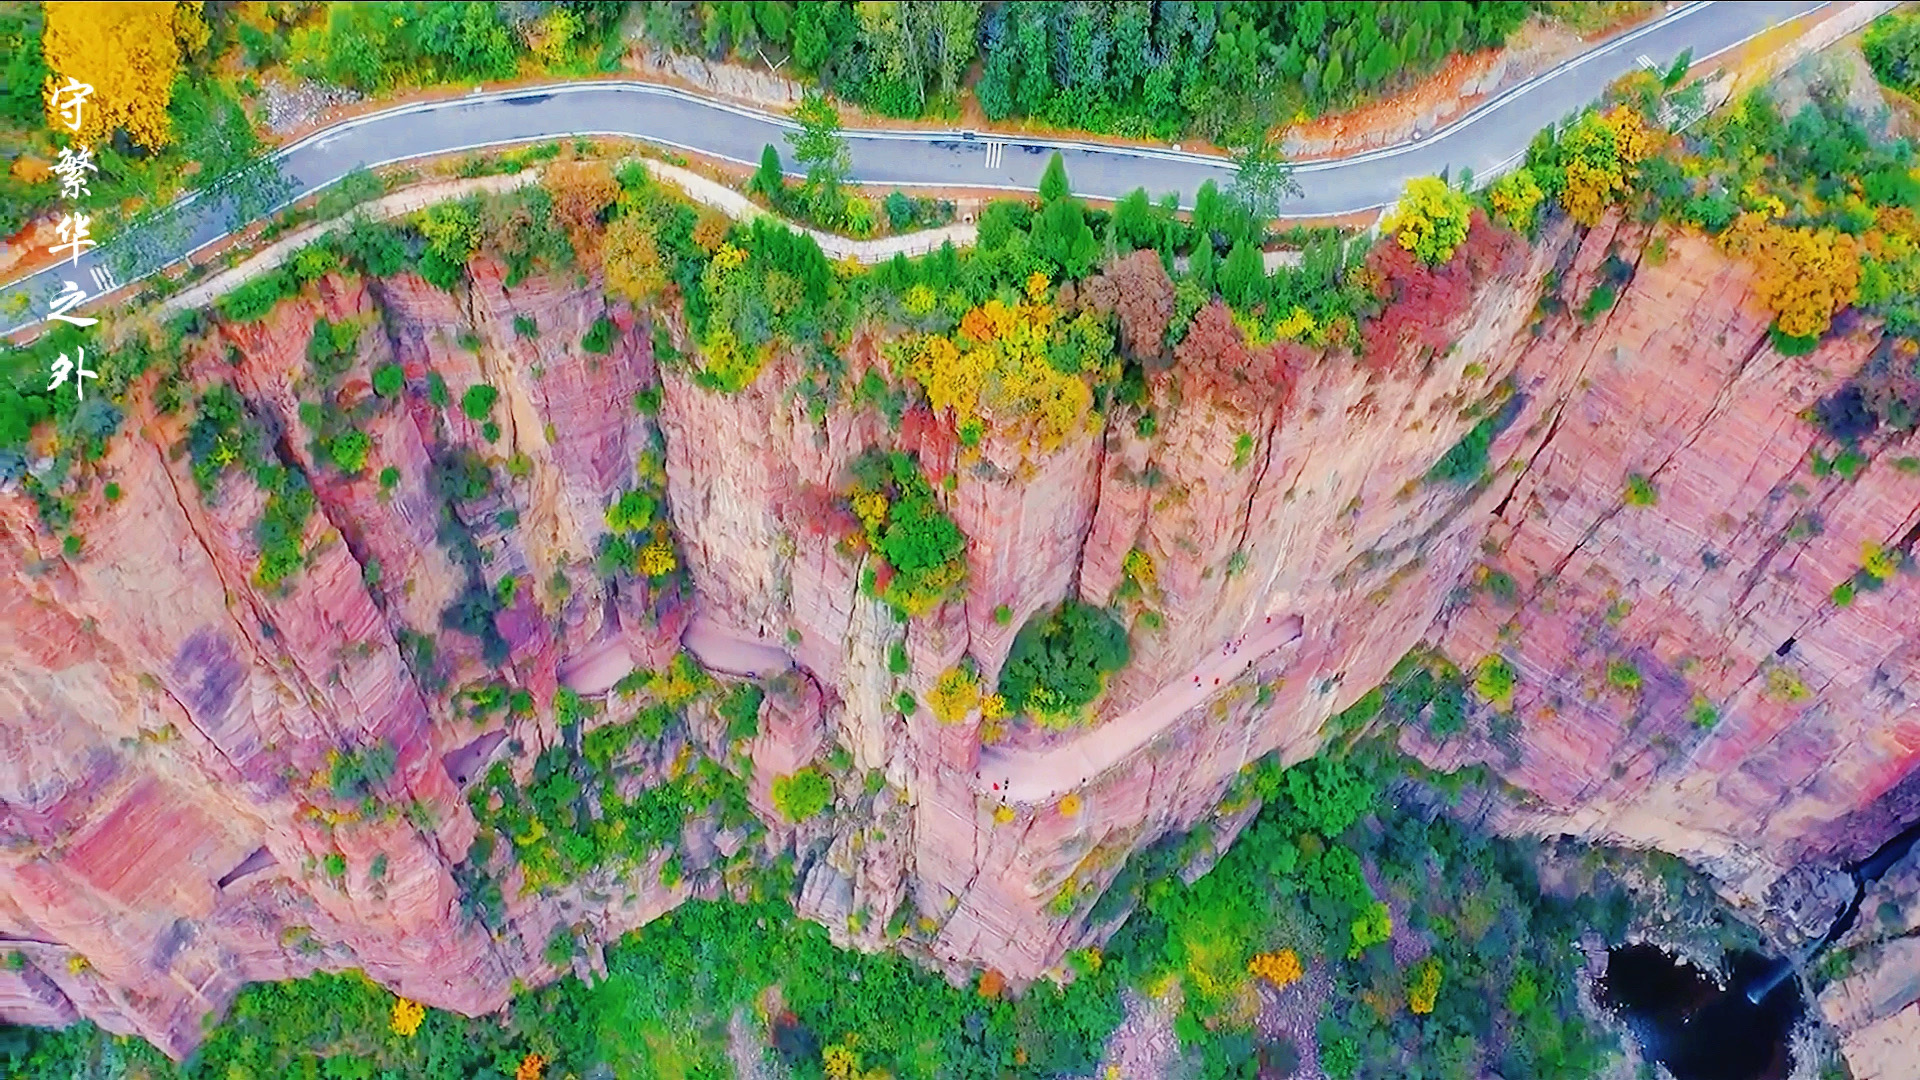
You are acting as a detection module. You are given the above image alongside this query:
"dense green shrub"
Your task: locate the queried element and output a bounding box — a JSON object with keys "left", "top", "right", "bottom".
{"left": 252, "top": 462, "right": 314, "bottom": 590}
{"left": 1578, "top": 282, "right": 1618, "bottom": 321}
{"left": 371, "top": 363, "right": 405, "bottom": 398}
{"left": 340, "top": 219, "right": 412, "bottom": 278}
{"left": 1427, "top": 392, "right": 1521, "bottom": 485}
{"left": 1280, "top": 756, "right": 1379, "bottom": 838}
{"left": 582, "top": 314, "right": 617, "bottom": 354}
{"left": 771, "top": 768, "right": 834, "bottom": 823}
{"left": 327, "top": 429, "right": 370, "bottom": 474}
{"left": 845, "top": 451, "right": 968, "bottom": 617}
{"left": 1865, "top": 12, "right": 1920, "bottom": 95}
{"left": 217, "top": 269, "right": 296, "bottom": 323}
{"left": 719, "top": 683, "right": 764, "bottom": 742}
{"left": 460, "top": 384, "right": 498, "bottom": 422}
{"left": 291, "top": 2, "right": 520, "bottom": 94}
{"left": 997, "top": 600, "right": 1131, "bottom": 726}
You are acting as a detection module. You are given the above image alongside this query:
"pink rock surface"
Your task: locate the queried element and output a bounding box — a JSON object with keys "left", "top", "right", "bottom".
{"left": 7, "top": 216, "right": 1920, "bottom": 1070}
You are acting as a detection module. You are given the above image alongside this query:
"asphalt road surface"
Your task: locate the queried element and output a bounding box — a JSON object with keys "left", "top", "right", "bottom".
{"left": 0, "top": 0, "right": 1827, "bottom": 336}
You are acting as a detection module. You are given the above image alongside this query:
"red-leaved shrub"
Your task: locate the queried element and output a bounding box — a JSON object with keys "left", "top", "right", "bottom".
{"left": 1170, "top": 299, "right": 1307, "bottom": 415}
{"left": 1359, "top": 210, "right": 1524, "bottom": 371}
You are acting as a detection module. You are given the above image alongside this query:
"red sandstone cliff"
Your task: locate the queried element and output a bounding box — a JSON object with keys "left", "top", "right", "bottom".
{"left": 5, "top": 217, "right": 1919, "bottom": 1067}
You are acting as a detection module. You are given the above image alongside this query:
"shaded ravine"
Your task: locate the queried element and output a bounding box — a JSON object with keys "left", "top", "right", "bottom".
{"left": 1743, "top": 813, "right": 1920, "bottom": 1005}
{"left": 1596, "top": 816, "right": 1920, "bottom": 1080}
{"left": 1600, "top": 945, "right": 1804, "bottom": 1080}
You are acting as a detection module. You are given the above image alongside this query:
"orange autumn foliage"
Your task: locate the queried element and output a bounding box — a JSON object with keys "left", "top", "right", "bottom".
{"left": 978, "top": 969, "right": 1006, "bottom": 998}
{"left": 515, "top": 1052, "right": 548, "bottom": 1080}
{"left": 902, "top": 294, "right": 1115, "bottom": 454}
{"left": 1248, "top": 948, "right": 1304, "bottom": 988}
{"left": 42, "top": 1, "right": 200, "bottom": 151}
{"left": 542, "top": 160, "right": 619, "bottom": 248}
{"left": 1719, "top": 212, "right": 1862, "bottom": 339}
{"left": 10, "top": 155, "right": 52, "bottom": 185}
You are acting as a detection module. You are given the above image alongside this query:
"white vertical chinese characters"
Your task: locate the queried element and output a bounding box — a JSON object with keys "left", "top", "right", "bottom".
{"left": 45, "top": 77, "right": 102, "bottom": 401}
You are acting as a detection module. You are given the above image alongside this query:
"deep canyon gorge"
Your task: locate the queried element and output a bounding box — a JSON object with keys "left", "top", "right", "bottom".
{"left": 8, "top": 126, "right": 1920, "bottom": 1080}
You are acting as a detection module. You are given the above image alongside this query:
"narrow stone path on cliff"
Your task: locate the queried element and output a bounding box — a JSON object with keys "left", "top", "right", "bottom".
{"left": 983, "top": 615, "right": 1305, "bottom": 806}
{"left": 561, "top": 614, "right": 793, "bottom": 695}
{"left": 0, "top": 0, "right": 1833, "bottom": 335}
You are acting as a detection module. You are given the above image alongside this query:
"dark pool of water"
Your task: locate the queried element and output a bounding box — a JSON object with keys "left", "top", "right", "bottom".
{"left": 1596, "top": 944, "right": 1803, "bottom": 1080}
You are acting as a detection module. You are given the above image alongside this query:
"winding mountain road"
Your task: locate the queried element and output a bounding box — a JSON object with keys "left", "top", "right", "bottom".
{"left": 0, "top": 0, "right": 1828, "bottom": 337}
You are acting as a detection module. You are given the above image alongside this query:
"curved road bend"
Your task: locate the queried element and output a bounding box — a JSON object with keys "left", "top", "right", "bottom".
{"left": 0, "top": 0, "right": 1825, "bottom": 336}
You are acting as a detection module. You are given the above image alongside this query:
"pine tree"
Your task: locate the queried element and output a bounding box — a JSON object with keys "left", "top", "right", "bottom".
{"left": 1039, "top": 152, "right": 1071, "bottom": 204}
{"left": 1219, "top": 240, "right": 1266, "bottom": 309}
{"left": 752, "top": 143, "right": 785, "bottom": 203}
{"left": 1113, "top": 187, "right": 1156, "bottom": 251}
{"left": 1189, "top": 239, "right": 1218, "bottom": 294}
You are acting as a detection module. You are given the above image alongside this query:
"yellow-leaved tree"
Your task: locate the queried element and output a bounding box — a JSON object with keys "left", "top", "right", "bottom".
{"left": 604, "top": 214, "right": 669, "bottom": 304}
{"left": 1382, "top": 176, "right": 1473, "bottom": 266}
{"left": 41, "top": 1, "right": 203, "bottom": 151}
{"left": 1720, "top": 212, "right": 1862, "bottom": 340}
{"left": 901, "top": 293, "right": 1114, "bottom": 455}
{"left": 1487, "top": 167, "right": 1544, "bottom": 233}
{"left": 1557, "top": 106, "right": 1659, "bottom": 227}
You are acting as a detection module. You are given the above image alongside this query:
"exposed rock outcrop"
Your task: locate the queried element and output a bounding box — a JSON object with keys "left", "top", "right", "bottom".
{"left": 6, "top": 212, "right": 1920, "bottom": 1076}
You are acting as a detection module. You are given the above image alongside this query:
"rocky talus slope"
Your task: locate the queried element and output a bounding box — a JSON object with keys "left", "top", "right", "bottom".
{"left": 4, "top": 213, "right": 1918, "bottom": 1071}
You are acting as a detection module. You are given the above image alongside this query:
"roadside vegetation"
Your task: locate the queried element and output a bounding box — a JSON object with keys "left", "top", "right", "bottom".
{"left": 748, "top": 98, "right": 955, "bottom": 240}
{"left": 0, "top": 2, "right": 627, "bottom": 246}
{"left": 643, "top": 2, "right": 1534, "bottom": 147}
{"left": 2, "top": 1, "right": 1627, "bottom": 273}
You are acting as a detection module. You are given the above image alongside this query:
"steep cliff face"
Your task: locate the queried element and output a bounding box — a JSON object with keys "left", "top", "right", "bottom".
{"left": 6, "top": 212, "right": 1920, "bottom": 1065}
{"left": 1429, "top": 221, "right": 1920, "bottom": 902}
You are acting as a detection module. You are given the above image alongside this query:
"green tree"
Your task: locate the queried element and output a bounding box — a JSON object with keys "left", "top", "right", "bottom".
{"left": 461, "top": 384, "right": 498, "bottom": 421}
{"left": 788, "top": 90, "right": 850, "bottom": 224}
{"left": 1866, "top": 13, "right": 1920, "bottom": 93}
{"left": 1113, "top": 187, "right": 1157, "bottom": 251}
{"left": 1039, "top": 151, "right": 1072, "bottom": 203}
{"left": 1228, "top": 133, "right": 1300, "bottom": 227}
{"left": 752, "top": 142, "right": 785, "bottom": 202}
{"left": 771, "top": 768, "right": 834, "bottom": 822}
{"left": 997, "top": 600, "right": 1131, "bottom": 725}
{"left": 1033, "top": 197, "right": 1099, "bottom": 278}
{"left": 1191, "top": 179, "right": 1228, "bottom": 245}
{"left": 1014, "top": 4, "right": 1053, "bottom": 114}
{"left": 884, "top": 189, "right": 914, "bottom": 230}
{"left": 854, "top": 1, "right": 981, "bottom": 111}
{"left": 372, "top": 363, "right": 405, "bottom": 398}
{"left": 1219, "top": 240, "right": 1266, "bottom": 308}
{"left": 791, "top": 0, "right": 856, "bottom": 76}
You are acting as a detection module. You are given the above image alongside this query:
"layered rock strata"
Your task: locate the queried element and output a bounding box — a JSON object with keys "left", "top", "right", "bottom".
{"left": 5, "top": 214, "right": 1919, "bottom": 1074}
